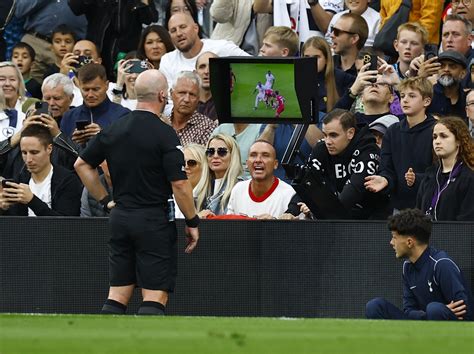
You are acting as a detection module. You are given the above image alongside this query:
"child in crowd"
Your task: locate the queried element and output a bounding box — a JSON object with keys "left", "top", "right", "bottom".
{"left": 43, "top": 25, "right": 77, "bottom": 79}
{"left": 365, "top": 77, "right": 436, "bottom": 212}
{"left": 11, "top": 42, "right": 41, "bottom": 99}
{"left": 259, "top": 26, "right": 299, "bottom": 57}
{"left": 392, "top": 22, "right": 428, "bottom": 80}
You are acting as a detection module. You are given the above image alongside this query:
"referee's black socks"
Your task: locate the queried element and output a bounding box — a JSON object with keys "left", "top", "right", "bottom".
{"left": 137, "top": 301, "right": 165, "bottom": 316}
{"left": 101, "top": 299, "right": 127, "bottom": 315}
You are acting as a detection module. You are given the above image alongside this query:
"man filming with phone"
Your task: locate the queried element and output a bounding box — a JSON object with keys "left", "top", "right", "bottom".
{"left": 60, "top": 63, "right": 130, "bottom": 146}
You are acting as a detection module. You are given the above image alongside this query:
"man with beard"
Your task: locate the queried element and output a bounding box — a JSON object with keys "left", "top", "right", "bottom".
{"left": 330, "top": 13, "right": 369, "bottom": 76}
{"left": 427, "top": 51, "right": 468, "bottom": 124}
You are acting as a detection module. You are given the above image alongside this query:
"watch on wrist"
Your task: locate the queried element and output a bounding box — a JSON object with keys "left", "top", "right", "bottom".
{"left": 185, "top": 215, "right": 200, "bottom": 228}
{"left": 100, "top": 195, "right": 112, "bottom": 213}
{"left": 308, "top": 0, "right": 319, "bottom": 7}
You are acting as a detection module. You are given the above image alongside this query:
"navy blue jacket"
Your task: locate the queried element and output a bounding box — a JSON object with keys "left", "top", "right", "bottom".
{"left": 379, "top": 115, "right": 436, "bottom": 210}
{"left": 316, "top": 69, "right": 355, "bottom": 113}
{"left": 60, "top": 97, "right": 130, "bottom": 138}
{"left": 427, "top": 83, "right": 467, "bottom": 124}
{"left": 402, "top": 247, "right": 473, "bottom": 321}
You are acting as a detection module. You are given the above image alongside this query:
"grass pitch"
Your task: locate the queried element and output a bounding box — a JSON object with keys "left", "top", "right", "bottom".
{"left": 1, "top": 314, "right": 473, "bottom": 354}
{"left": 231, "top": 63, "right": 301, "bottom": 119}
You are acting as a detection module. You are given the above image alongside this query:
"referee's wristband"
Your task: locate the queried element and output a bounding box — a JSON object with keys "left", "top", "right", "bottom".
{"left": 185, "top": 215, "right": 200, "bottom": 228}
{"left": 99, "top": 195, "right": 112, "bottom": 213}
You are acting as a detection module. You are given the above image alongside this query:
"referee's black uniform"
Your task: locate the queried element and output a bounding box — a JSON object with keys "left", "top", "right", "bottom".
{"left": 80, "top": 109, "right": 187, "bottom": 313}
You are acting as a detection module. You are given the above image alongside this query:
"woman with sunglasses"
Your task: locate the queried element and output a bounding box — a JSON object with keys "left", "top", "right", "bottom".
{"left": 301, "top": 36, "right": 354, "bottom": 113}
{"left": 416, "top": 116, "right": 474, "bottom": 221}
{"left": 195, "top": 133, "right": 243, "bottom": 217}
{"left": 175, "top": 143, "right": 206, "bottom": 218}
{"left": 136, "top": 25, "right": 175, "bottom": 70}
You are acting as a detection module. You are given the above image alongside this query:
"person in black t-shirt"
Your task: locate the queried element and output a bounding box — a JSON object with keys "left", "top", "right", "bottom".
{"left": 74, "top": 69, "right": 199, "bottom": 316}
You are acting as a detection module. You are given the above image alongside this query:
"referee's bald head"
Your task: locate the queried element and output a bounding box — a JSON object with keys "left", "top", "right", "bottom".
{"left": 135, "top": 70, "right": 168, "bottom": 102}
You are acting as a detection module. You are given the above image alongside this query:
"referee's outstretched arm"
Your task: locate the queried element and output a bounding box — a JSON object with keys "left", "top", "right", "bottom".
{"left": 172, "top": 179, "right": 200, "bottom": 253}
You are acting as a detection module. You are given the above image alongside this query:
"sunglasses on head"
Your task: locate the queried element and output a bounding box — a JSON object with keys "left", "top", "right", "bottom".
{"left": 330, "top": 26, "right": 356, "bottom": 37}
{"left": 206, "top": 147, "right": 228, "bottom": 157}
{"left": 185, "top": 159, "right": 198, "bottom": 167}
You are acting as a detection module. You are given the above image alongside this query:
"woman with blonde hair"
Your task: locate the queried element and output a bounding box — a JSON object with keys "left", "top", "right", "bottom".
{"left": 416, "top": 116, "right": 474, "bottom": 221}
{"left": 301, "top": 36, "right": 354, "bottom": 113}
{"left": 195, "top": 133, "right": 243, "bottom": 216}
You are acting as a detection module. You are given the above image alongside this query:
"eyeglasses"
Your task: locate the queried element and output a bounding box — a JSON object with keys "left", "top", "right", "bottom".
{"left": 330, "top": 26, "right": 356, "bottom": 37}
{"left": 185, "top": 159, "right": 198, "bottom": 167}
{"left": 452, "top": 0, "right": 471, "bottom": 7}
{"left": 206, "top": 147, "right": 228, "bottom": 158}
{"left": 466, "top": 101, "right": 474, "bottom": 106}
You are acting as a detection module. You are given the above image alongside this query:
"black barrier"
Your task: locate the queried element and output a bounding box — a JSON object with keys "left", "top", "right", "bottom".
{"left": 0, "top": 217, "right": 472, "bottom": 318}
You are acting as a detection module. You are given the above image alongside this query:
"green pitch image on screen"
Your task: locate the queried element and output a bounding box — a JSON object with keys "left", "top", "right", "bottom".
{"left": 230, "top": 63, "right": 301, "bottom": 119}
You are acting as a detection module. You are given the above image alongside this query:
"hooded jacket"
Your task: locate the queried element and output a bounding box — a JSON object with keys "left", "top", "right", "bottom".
{"left": 305, "top": 124, "right": 389, "bottom": 219}
{"left": 416, "top": 162, "right": 474, "bottom": 221}
{"left": 379, "top": 114, "right": 436, "bottom": 210}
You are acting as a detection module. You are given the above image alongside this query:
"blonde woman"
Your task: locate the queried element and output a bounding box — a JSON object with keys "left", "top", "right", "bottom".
{"left": 175, "top": 143, "right": 206, "bottom": 219}
{"left": 301, "top": 37, "right": 355, "bottom": 113}
{"left": 195, "top": 133, "right": 243, "bottom": 217}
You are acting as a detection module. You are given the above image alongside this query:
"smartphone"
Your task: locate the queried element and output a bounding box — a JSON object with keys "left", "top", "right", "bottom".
{"left": 75, "top": 120, "right": 89, "bottom": 131}
{"left": 1, "top": 179, "right": 15, "bottom": 188}
{"left": 425, "top": 51, "right": 437, "bottom": 61}
{"left": 34, "top": 101, "right": 49, "bottom": 116}
{"left": 126, "top": 60, "right": 148, "bottom": 74}
{"left": 363, "top": 54, "right": 378, "bottom": 82}
{"left": 72, "top": 55, "right": 93, "bottom": 70}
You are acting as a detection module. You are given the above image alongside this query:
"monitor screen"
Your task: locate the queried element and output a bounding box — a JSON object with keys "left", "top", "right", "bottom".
{"left": 210, "top": 57, "right": 318, "bottom": 124}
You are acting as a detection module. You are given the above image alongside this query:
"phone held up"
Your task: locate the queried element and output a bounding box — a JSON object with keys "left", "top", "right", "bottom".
{"left": 363, "top": 54, "right": 378, "bottom": 83}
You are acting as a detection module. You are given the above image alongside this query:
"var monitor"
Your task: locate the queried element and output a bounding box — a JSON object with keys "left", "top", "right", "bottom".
{"left": 210, "top": 57, "right": 318, "bottom": 124}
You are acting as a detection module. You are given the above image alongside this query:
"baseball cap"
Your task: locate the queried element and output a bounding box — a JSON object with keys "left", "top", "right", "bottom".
{"left": 369, "top": 114, "right": 399, "bottom": 135}
{"left": 438, "top": 50, "right": 468, "bottom": 69}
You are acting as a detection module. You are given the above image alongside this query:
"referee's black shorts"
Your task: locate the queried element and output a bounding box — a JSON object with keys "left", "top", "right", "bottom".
{"left": 108, "top": 206, "right": 177, "bottom": 291}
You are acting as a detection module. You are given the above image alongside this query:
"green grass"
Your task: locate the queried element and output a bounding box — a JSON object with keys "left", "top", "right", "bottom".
{"left": 231, "top": 63, "right": 301, "bottom": 120}
{"left": 1, "top": 315, "right": 473, "bottom": 354}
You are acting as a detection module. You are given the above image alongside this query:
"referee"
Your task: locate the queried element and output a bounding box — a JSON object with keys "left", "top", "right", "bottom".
{"left": 74, "top": 70, "right": 199, "bottom": 316}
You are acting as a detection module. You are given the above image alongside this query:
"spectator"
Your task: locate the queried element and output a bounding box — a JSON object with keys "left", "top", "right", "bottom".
{"left": 195, "top": 51, "right": 218, "bottom": 121}
{"left": 160, "top": 13, "right": 249, "bottom": 93}
{"left": 60, "top": 63, "right": 130, "bottom": 145}
{"left": 11, "top": 42, "right": 41, "bottom": 99}
{"left": 366, "top": 209, "right": 473, "bottom": 321}
{"left": 451, "top": 0, "right": 474, "bottom": 24}
{"left": 416, "top": 117, "right": 474, "bottom": 221}
{"left": 0, "top": 61, "right": 26, "bottom": 141}
{"left": 285, "top": 109, "right": 389, "bottom": 220}
{"left": 164, "top": 0, "right": 206, "bottom": 38}
{"left": 441, "top": 15, "right": 474, "bottom": 63}
{"left": 80, "top": 159, "right": 112, "bottom": 217}
{"left": 368, "top": 114, "right": 399, "bottom": 148}
{"left": 392, "top": 22, "right": 428, "bottom": 80}
{"left": 111, "top": 52, "right": 153, "bottom": 110}
{"left": 302, "top": 36, "right": 355, "bottom": 114}
{"left": 66, "top": 40, "right": 103, "bottom": 107}
{"left": 427, "top": 51, "right": 468, "bottom": 124}
{"left": 330, "top": 13, "right": 369, "bottom": 76}
{"left": 136, "top": 25, "right": 175, "bottom": 69}
{"left": 169, "top": 71, "right": 216, "bottom": 146}
{"left": 210, "top": 0, "right": 254, "bottom": 48}
{"left": 325, "top": 0, "right": 380, "bottom": 48}
{"left": 0, "top": 124, "right": 82, "bottom": 216}
{"left": 174, "top": 143, "right": 206, "bottom": 219}
{"left": 259, "top": 26, "right": 299, "bottom": 57}
{"left": 42, "top": 25, "right": 77, "bottom": 79}
{"left": 227, "top": 140, "right": 295, "bottom": 219}
{"left": 336, "top": 61, "right": 401, "bottom": 124}
{"left": 379, "top": 0, "right": 443, "bottom": 49}
{"left": 1, "top": 74, "right": 79, "bottom": 180}
{"left": 68, "top": 0, "right": 158, "bottom": 81}
{"left": 195, "top": 133, "right": 243, "bottom": 217}
{"left": 466, "top": 89, "right": 474, "bottom": 137}
{"left": 365, "top": 77, "right": 436, "bottom": 212}
{"left": 42, "top": 73, "right": 74, "bottom": 127}
{"left": 15, "top": 0, "right": 87, "bottom": 83}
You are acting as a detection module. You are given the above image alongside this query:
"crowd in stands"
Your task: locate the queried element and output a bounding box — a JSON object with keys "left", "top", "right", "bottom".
{"left": 0, "top": 0, "right": 473, "bottom": 221}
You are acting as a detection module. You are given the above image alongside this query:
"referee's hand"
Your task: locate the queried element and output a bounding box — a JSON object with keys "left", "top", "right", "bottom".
{"left": 184, "top": 226, "right": 199, "bottom": 253}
